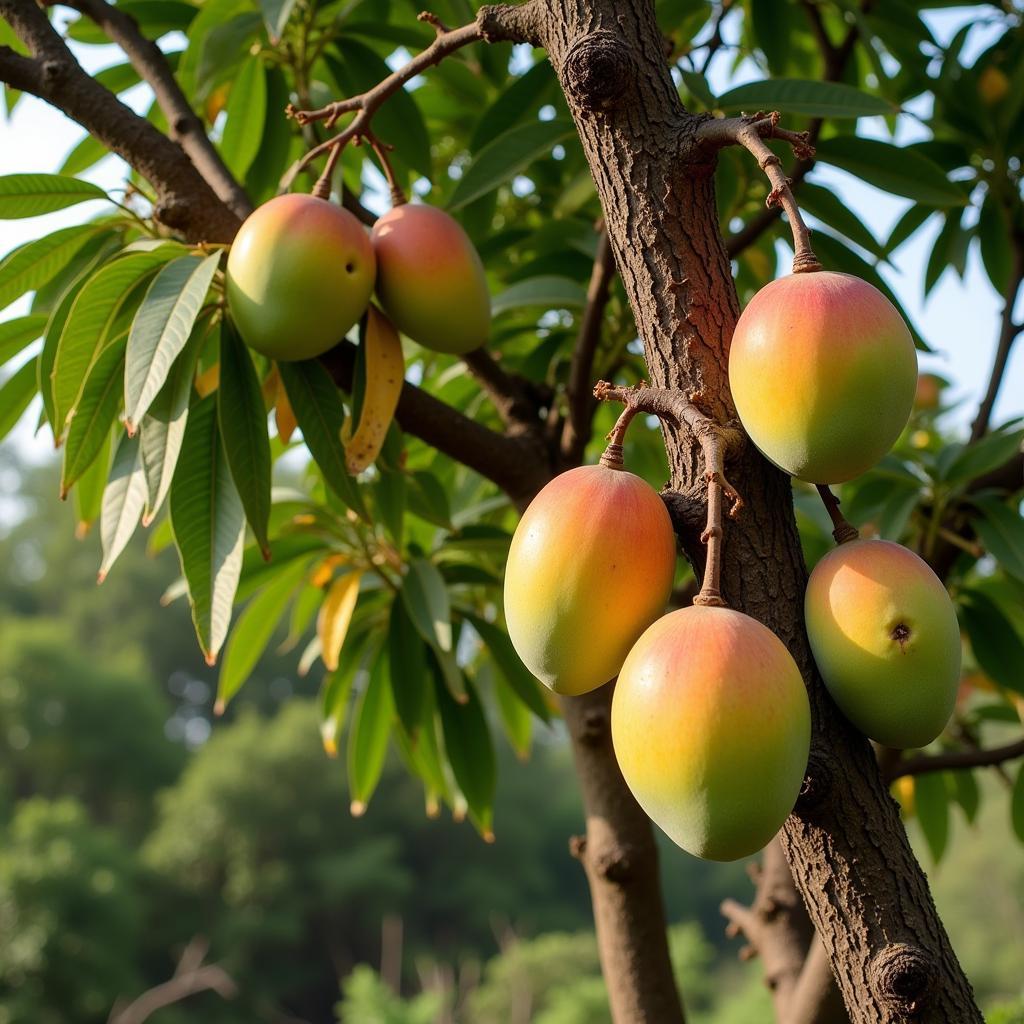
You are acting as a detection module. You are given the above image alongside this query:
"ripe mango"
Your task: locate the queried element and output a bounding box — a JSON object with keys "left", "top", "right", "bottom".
{"left": 612, "top": 606, "right": 810, "bottom": 861}
{"left": 729, "top": 271, "right": 917, "bottom": 483}
{"left": 503, "top": 464, "right": 676, "bottom": 696}
{"left": 805, "top": 539, "right": 961, "bottom": 749}
{"left": 226, "top": 194, "right": 375, "bottom": 361}
{"left": 371, "top": 204, "right": 490, "bottom": 354}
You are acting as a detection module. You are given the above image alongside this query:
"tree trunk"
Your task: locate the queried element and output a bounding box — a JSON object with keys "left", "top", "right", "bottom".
{"left": 481, "top": 1, "right": 983, "bottom": 1021}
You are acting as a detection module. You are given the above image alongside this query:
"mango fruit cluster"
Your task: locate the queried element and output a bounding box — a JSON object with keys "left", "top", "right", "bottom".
{"left": 504, "top": 270, "right": 961, "bottom": 862}
{"left": 225, "top": 194, "right": 490, "bottom": 361}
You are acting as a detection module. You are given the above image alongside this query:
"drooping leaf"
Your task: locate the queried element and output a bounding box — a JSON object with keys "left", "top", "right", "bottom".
{"left": 221, "top": 55, "right": 267, "bottom": 179}
{"left": 60, "top": 341, "right": 126, "bottom": 496}
{"left": 52, "top": 249, "right": 177, "bottom": 438}
{"left": 436, "top": 674, "right": 496, "bottom": 838}
{"left": 0, "top": 357, "right": 38, "bottom": 442}
{"left": 977, "top": 191, "right": 1014, "bottom": 296}
{"left": 491, "top": 275, "right": 588, "bottom": 316}
{"left": 320, "top": 633, "right": 371, "bottom": 756}
{"left": 140, "top": 322, "right": 207, "bottom": 525}
{"left": 348, "top": 648, "right": 394, "bottom": 814}
{"left": 387, "top": 597, "right": 426, "bottom": 737}
{"left": 462, "top": 611, "right": 551, "bottom": 722}
{"left": 124, "top": 252, "right": 221, "bottom": 431}
{"left": 0, "top": 314, "right": 46, "bottom": 366}
{"left": 950, "top": 769, "right": 980, "bottom": 826}
{"left": 814, "top": 137, "right": 967, "bottom": 208}
{"left": 73, "top": 428, "right": 112, "bottom": 534}
{"left": 1012, "top": 763, "right": 1024, "bottom": 844}
{"left": 941, "top": 426, "right": 1024, "bottom": 485}
{"left": 746, "top": 0, "right": 789, "bottom": 73}
{"left": 259, "top": 0, "right": 296, "bottom": 42}
{"left": 0, "top": 224, "right": 104, "bottom": 312}
{"left": 717, "top": 79, "right": 893, "bottom": 118}
{"left": 486, "top": 658, "right": 533, "bottom": 758}
{"left": 914, "top": 771, "right": 949, "bottom": 863}
{"left": 277, "top": 358, "right": 368, "bottom": 519}
{"left": 217, "top": 321, "right": 272, "bottom": 557}
{"left": 448, "top": 119, "right": 575, "bottom": 211}
{"left": 318, "top": 571, "right": 363, "bottom": 672}
{"left": 169, "top": 395, "right": 246, "bottom": 664}
{"left": 971, "top": 496, "right": 1024, "bottom": 581}
{"left": 97, "top": 431, "right": 148, "bottom": 582}
{"left": 401, "top": 558, "right": 452, "bottom": 652}
{"left": 798, "top": 182, "right": 886, "bottom": 260}
{"left": 216, "top": 555, "right": 310, "bottom": 711}
{"left": 958, "top": 589, "right": 1024, "bottom": 696}
{"left": 0, "top": 173, "right": 107, "bottom": 218}
{"left": 60, "top": 134, "right": 111, "bottom": 177}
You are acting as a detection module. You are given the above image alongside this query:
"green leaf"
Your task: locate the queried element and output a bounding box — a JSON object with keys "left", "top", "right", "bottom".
{"left": 679, "top": 69, "right": 716, "bottom": 110}
{"left": 52, "top": 250, "right": 176, "bottom": 438}
{"left": 0, "top": 224, "right": 104, "bottom": 312}
{"left": 194, "top": 12, "right": 263, "bottom": 98}
{"left": 492, "top": 275, "right": 588, "bottom": 316}
{"left": 885, "top": 205, "right": 933, "bottom": 255}
{"left": 1012, "top": 763, "right": 1024, "bottom": 844}
{"left": 486, "top": 658, "right": 532, "bottom": 758}
{"left": 448, "top": 119, "right": 575, "bottom": 211}
{"left": 216, "top": 556, "right": 309, "bottom": 710}
{"left": 971, "top": 496, "right": 1024, "bottom": 581}
{"left": 221, "top": 55, "right": 267, "bottom": 180}
{"left": 436, "top": 675, "right": 496, "bottom": 837}
{"left": 259, "top": 0, "right": 296, "bottom": 41}
{"left": 140, "top": 322, "right": 207, "bottom": 525}
{"left": 375, "top": 466, "right": 406, "bottom": 548}
{"left": 0, "top": 357, "right": 38, "bottom": 442}
{"left": 461, "top": 611, "right": 551, "bottom": 722}
{"left": 950, "top": 769, "right": 979, "bottom": 825}
{"left": 59, "top": 134, "right": 110, "bottom": 177}
{"left": 402, "top": 558, "right": 452, "bottom": 652}
{"left": 977, "top": 192, "right": 1014, "bottom": 296}
{"left": 958, "top": 589, "right": 1024, "bottom": 696}
{"left": 217, "top": 321, "right": 272, "bottom": 558}
{"left": 798, "top": 182, "right": 886, "bottom": 259}
{"left": 387, "top": 597, "right": 426, "bottom": 738}
{"left": 814, "top": 137, "right": 967, "bottom": 207}
{"left": 73, "top": 428, "right": 112, "bottom": 532}
{"left": 124, "top": 253, "right": 221, "bottom": 431}
{"left": 914, "top": 771, "right": 949, "bottom": 863}
{"left": 60, "top": 341, "right": 126, "bottom": 496}
{"left": 941, "top": 426, "right": 1024, "bottom": 485}
{"left": 470, "top": 60, "right": 558, "bottom": 152}
{"left": 0, "top": 174, "right": 107, "bottom": 218}
{"left": 406, "top": 470, "right": 452, "bottom": 530}
{"left": 98, "top": 432, "right": 148, "bottom": 582}
{"left": 326, "top": 41, "right": 432, "bottom": 178}
{"left": 277, "top": 358, "right": 367, "bottom": 519}
{"left": 320, "top": 634, "right": 371, "bottom": 756}
{"left": 717, "top": 79, "right": 893, "bottom": 118}
{"left": 169, "top": 395, "right": 247, "bottom": 665}
{"left": 747, "top": 0, "right": 789, "bottom": 72}
{"left": 348, "top": 650, "right": 394, "bottom": 814}
{"left": 0, "top": 314, "right": 46, "bottom": 366}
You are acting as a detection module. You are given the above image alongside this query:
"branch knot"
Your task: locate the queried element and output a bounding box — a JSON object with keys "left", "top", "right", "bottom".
{"left": 563, "top": 30, "right": 635, "bottom": 113}
{"left": 870, "top": 944, "right": 937, "bottom": 1016}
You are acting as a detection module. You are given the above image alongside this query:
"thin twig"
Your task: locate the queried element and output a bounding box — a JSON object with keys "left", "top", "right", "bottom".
{"left": 698, "top": 112, "right": 819, "bottom": 273}
{"left": 281, "top": 15, "right": 482, "bottom": 190}
{"left": 562, "top": 227, "right": 616, "bottom": 463}
{"left": 816, "top": 484, "right": 859, "bottom": 545}
{"left": 593, "top": 380, "right": 743, "bottom": 606}
{"left": 885, "top": 736, "right": 1024, "bottom": 783}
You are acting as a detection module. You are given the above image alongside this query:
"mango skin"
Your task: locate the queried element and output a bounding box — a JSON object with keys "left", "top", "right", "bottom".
{"left": 729, "top": 271, "right": 917, "bottom": 484}
{"left": 371, "top": 204, "right": 490, "bottom": 355}
{"left": 805, "top": 538, "right": 961, "bottom": 749}
{"left": 226, "top": 194, "right": 375, "bottom": 361}
{"left": 503, "top": 464, "right": 676, "bottom": 697}
{"left": 612, "top": 606, "right": 810, "bottom": 861}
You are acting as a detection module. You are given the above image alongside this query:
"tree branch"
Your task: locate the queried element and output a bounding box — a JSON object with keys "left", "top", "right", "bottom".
{"left": 462, "top": 347, "right": 548, "bottom": 432}
{"left": 561, "top": 227, "right": 616, "bottom": 464}
{"left": 698, "top": 112, "right": 818, "bottom": 273}
{"left": 0, "top": 0, "right": 240, "bottom": 242}
{"left": 319, "top": 341, "right": 550, "bottom": 505}
{"left": 886, "top": 736, "right": 1024, "bottom": 782}
{"left": 63, "top": 0, "right": 252, "bottom": 220}
{"left": 970, "top": 241, "right": 1024, "bottom": 441}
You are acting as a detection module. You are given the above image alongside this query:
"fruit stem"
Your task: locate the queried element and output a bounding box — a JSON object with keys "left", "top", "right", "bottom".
{"left": 363, "top": 130, "right": 408, "bottom": 207}
{"left": 311, "top": 140, "right": 345, "bottom": 200}
{"left": 599, "top": 406, "right": 638, "bottom": 469}
{"left": 816, "top": 484, "right": 859, "bottom": 545}
{"left": 693, "top": 430, "right": 734, "bottom": 608}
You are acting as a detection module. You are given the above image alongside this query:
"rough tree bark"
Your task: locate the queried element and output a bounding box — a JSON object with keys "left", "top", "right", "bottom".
{"left": 479, "top": 1, "right": 983, "bottom": 1021}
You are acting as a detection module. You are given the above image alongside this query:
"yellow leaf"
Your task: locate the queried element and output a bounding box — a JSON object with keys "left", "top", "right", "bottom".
{"left": 317, "top": 571, "right": 362, "bottom": 672}
{"left": 194, "top": 362, "right": 220, "bottom": 398}
{"left": 275, "top": 378, "right": 297, "bottom": 443}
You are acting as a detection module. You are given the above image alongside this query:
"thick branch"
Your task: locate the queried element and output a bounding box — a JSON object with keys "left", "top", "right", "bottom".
{"left": 970, "top": 242, "right": 1024, "bottom": 441}
{"left": 0, "top": 0, "right": 239, "bottom": 241}
{"left": 462, "top": 347, "right": 546, "bottom": 431}
{"left": 886, "top": 736, "right": 1024, "bottom": 782}
{"left": 562, "top": 227, "right": 616, "bottom": 464}
{"left": 63, "top": 0, "right": 252, "bottom": 220}
{"left": 319, "top": 341, "right": 550, "bottom": 505}
{"left": 698, "top": 113, "right": 819, "bottom": 273}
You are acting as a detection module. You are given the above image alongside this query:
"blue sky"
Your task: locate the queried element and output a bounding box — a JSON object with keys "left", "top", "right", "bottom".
{"left": 1, "top": 5, "right": 1021, "bottom": 471}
